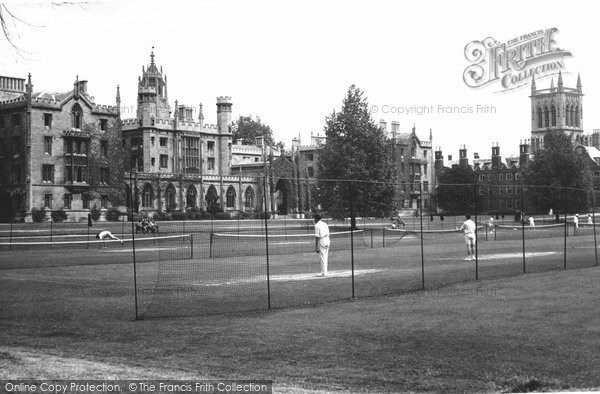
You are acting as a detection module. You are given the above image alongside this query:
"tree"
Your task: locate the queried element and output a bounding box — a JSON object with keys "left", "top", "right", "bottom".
{"left": 436, "top": 166, "right": 478, "bottom": 213}
{"left": 523, "top": 130, "right": 589, "bottom": 220}
{"left": 231, "top": 115, "right": 274, "bottom": 145}
{"left": 316, "top": 85, "right": 397, "bottom": 225}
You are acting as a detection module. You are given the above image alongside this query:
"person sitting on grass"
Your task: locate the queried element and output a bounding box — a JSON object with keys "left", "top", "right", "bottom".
{"left": 96, "top": 230, "right": 124, "bottom": 248}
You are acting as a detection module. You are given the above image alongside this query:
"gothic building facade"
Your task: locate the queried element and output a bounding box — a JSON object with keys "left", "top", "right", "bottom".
{"left": 0, "top": 75, "right": 122, "bottom": 222}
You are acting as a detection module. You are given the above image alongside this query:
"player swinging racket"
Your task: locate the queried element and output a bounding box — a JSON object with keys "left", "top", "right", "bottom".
{"left": 314, "top": 214, "right": 330, "bottom": 277}
{"left": 458, "top": 214, "right": 476, "bottom": 261}
{"left": 96, "top": 230, "right": 124, "bottom": 248}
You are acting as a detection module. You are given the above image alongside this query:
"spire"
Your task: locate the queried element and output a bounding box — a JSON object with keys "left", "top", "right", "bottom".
{"left": 429, "top": 128, "right": 432, "bottom": 141}
{"left": 577, "top": 73, "right": 582, "bottom": 93}
{"left": 116, "top": 85, "right": 121, "bottom": 115}
{"left": 557, "top": 70, "right": 563, "bottom": 91}
{"left": 550, "top": 77, "right": 555, "bottom": 92}
{"left": 531, "top": 75, "right": 536, "bottom": 94}
{"left": 412, "top": 124, "right": 416, "bottom": 134}
{"left": 150, "top": 46, "right": 155, "bottom": 66}
{"left": 198, "top": 103, "right": 204, "bottom": 122}
{"left": 26, "top": 72, "right": 33, "bottom": 93}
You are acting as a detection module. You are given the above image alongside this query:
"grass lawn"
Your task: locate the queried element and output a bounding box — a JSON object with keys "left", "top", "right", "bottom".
{"left": 2, "top": 262, "right": 600, "bottom": 392}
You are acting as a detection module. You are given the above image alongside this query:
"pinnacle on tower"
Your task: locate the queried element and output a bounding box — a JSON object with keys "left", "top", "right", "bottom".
{"left": 531, "top": 75, "right": 536, "bottom": 94}
{"left": 550, "top": 78, "right": 555, "bottom": 92}
{"left": 557, "top": 70, "right": 563, "bottom": 91}
{"left": 150, "top": 46, "right": 155, "bottom": 66}
{"left": 577, "top": 73, "right": 582, "bottom": 93}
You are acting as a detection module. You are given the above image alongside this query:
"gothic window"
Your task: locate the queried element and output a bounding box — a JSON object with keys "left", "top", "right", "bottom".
{"left": 575, "top": 106, "right": 580, "bottom": 127}
{"left": 537, "top": 107, "right": 543, "bottom": 128}
{"left": 71, "top": 104, "right": 83, "bottom": 129}
{"left": 165, "top": 184, "right": 177, "bottom": 211}
{"left": 551, "top": 105, "right": 556, "bottom": 126}
{"left": 142, "top": 183, "right": 154, "bottom": 208}
{"left": 244, "top": 186, "right": 254, "bottom": 208}
{"left": 186, "top": 185, "right": 197, "bottom": 209}
{"left": 226, "top": 186, "right": 236, "bottom": 208}
{"left": 543, "top": 107, "right": 549, "bottom": 128}
{"left": 205, "top": 185, "right": 220, "bottom": 213}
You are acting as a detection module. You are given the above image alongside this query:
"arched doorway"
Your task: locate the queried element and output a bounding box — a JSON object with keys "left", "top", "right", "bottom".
{"left": 142, "top": 183, "right": 154, "bottom": 209}
{"left": 205, "top": 185, "right": 220, "bottom": 213}
{"left": 244, "top": 186, "right": 255, "bottom": 209}
{"left": 165, "top": 184, "right": 177, "bottom": 212}
{"left": 186, "top": 185, "right": 197, "bottom": 209}
{"left": 275, "top": 179, "right": 288, "bottom": 215}
{"left": 226, "top": 186, "right": 236, "bottom": 209}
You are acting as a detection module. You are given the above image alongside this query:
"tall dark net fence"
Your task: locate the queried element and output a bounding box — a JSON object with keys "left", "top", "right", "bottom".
{"left": 2, "top": 179, "right": 598, "bottom": 319}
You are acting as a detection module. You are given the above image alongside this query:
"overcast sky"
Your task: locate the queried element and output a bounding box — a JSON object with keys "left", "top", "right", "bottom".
{"left": 1, "top": 0, "right": 597, "bottom": 159}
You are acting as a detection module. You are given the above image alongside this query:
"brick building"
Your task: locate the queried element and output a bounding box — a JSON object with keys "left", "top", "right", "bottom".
{"left": 0, "top": 74, "right": 122, "bottom": 222}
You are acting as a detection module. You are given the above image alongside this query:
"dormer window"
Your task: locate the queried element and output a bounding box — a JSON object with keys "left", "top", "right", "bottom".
{"left": 71, "top": 104, "right": 83, "bottom": 129}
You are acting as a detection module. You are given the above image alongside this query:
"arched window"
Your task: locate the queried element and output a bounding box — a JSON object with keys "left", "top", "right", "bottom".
{"left": 142, "top": 183, "right": 154, "bottom": 208}
{"left": 226, "top": 186, "right": 236, "bottom": 208}
{"left": 537, "top": 107, "right": 543, "bottom": 128}
{"left": 566, "top": 105, "right": 571, "bottom": 126}
{"left": 165, "top": 184, "right": 177, "bottom": 211}
{"left": 575, "top": 106, "right": 580, "bottom": 128}
{"left": 71, "top": 104, "right": 83, "bottom": 129}
{"left": 543, "top": 107, "right": 549, "bottom": 127}
{"left": 551, "top": 105, "right": 556, "bottom": 126}
{"left": 186, "top": 185, "right": 197, "bottom": 209}
{"left": 205, "top": 185, "right": 220, "bottom": 213}
{"left": 244, "top": 186, "right": 255, "bottom": 208}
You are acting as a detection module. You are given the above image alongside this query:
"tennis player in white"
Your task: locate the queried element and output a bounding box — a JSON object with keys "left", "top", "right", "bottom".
{"left": 96, "top": 230, "right": 124, "bottom": 248}
{"left": 459, "top": 214, "right": 476, "bottom": 261}
{"left": 314, "top": 214, "right": 330, "bottom": 277}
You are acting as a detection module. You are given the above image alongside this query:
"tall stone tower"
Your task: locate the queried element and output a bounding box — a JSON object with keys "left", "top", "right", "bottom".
{"left": 137, "top": 47, "right": 170, "bottom": 125}
{"left": 530, "top": 71, "right": 583, "bottom": 154}
{"left": 216, "top": 96, "right": 232, "bottom": 175}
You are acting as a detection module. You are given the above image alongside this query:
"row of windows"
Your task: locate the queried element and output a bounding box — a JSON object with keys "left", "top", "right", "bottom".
{"left": 536, "top": 105, "right": 580, "bottom": 129}
{"left": 0, "top": 112, "right": 109, "bottom": 130}
{"left": 43, "top": 136, "right": 108, "bottom": 156}
{"left": 399, "top": 181, "right": 430, "bottom": 192}
{"left": 478, "top": 173, "right": 520, "bottom": 182}
{"left": 140, "top": 184, "right": 255, "bottom": 210}
{"left": 40, "top": 164, "right": 109, "bottom": 184}
{"left": 479, "top": 186, "right": 520, "bottom": 195}
{"left": 132, "top": 155, "right": 216, "bottom": 171}
{"left": 44, "top": 193, "right": 109, "bottom": 210}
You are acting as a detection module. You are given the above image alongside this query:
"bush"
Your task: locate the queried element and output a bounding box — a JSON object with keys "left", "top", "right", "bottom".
{"left": 90, "top": 205, "right": 101, "bottom": 221}
{"left": 50, "top": 208, "right": 67, "bottom": 222}
{"left": 31, "top": 207, "right": 46, "bottom": 223}
{"left": 214, "top": 212, "right": 231, "bottom": 220}
{"left": 106, "top": 208, "right": 122, "bottom": 221}
{"left": 171, "top": 211, "right": 186, "bottom": 221}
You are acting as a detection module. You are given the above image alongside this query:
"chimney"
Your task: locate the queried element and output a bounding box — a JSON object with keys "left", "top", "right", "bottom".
{"left": 379, "top": 119, "right": 387, "bottom": 131}
{"left": 459, "top": 145, "right": 469, "bottom": 168}
{"left": 519, "top": 140, "right": 530, "bottom": 166}
{"left": 491, "top": 143, "right": 501, "bottom": 169}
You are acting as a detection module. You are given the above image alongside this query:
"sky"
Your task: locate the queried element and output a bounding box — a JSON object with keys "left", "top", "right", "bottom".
{"left": 1, "top": 0, "right": 598, "bottom": 159}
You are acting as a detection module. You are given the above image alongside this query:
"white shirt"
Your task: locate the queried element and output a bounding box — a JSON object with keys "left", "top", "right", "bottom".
{"left": 574, "top": 216, "right": 579, "bottom": 225}
{"left": 528, "top": 217, "right": 535, "bottom": 226}
{"left": 98, "top": 230, "right": 112, "bottom": 239}
{"left": 460, "top": 219, "right": 476, "bottom": 236}
{"left": 314, "top": 220, "right": 330, "bottom": 247}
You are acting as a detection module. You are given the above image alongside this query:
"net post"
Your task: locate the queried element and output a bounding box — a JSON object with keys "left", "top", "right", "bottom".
{"left": 420, "top": 187, "right": 425, "bottom": 290}
{"left": 494, "top": 223, "right": 497, "bottom": 240}
{"left": 521, "top": 185, "right": 526, "bottom": 274}
{"left": 263, "top": 175, "right": 271, "bottom": 310}
{"left": 209, "top": 233, "right": 213, "bottom": 258}
{"left": 370, "top": 228, "right": 373, "bottom": 248}
{"left": 50, "top": 219, "right": 53, "bottom": 249}
{"left": 382, "top": 227, "right": 386, "bottom": 247}
{"left": 563, "top": 189, "right": 567, "bottom": 270}
{"left": 473, "top": 182, "right": 478, "bottom": 281}
{"left": 86, "top": 223, "right": 90, "bottom": 249}
{"left": 9, "top": 217, "right": 13, "bottom": 250}
{"left": 130, "top": 171, "right": 139, "bottom": 321}
{"left": 190, "top": 234, "right": 194, "bottom": 259}
{"left": 592, "top": 188, "right": 598, "bottom": 266}
{"left": 350, "top": 181, "right": 355, "bottom": 300}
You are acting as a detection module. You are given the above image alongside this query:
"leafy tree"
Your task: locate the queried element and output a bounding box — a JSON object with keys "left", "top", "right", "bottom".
{"left": 436, "top": 165, "right": 478, "bottom": 213}
{"left": 523, "top": 130, "right": 589, "bottom": 220}
{"left": 316, "top": 85, "right": 397, "bottom": 226}
{"left": 231, "top": 115, "right": 274, "bottom": 145}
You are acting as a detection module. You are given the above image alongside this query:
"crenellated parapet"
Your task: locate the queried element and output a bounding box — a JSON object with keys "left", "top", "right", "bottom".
{"left": 0, "top": 95, "right": 28, "bottom": 109}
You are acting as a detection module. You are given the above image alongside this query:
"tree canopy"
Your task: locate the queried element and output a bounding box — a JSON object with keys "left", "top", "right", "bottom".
{"left": 435, "top": 165, "right": 479, "bottom": 213}
{"left": 316, "top": 85, "right": 397, "bottom": 221}
{"left": 523, "top": 130, "right": 589, "bottom": 219}
{"left": 231, "top": 115, "right": 274, "bottom": 145}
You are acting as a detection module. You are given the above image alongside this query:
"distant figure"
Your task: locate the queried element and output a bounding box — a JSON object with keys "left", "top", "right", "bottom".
{"left": 390, "top": 217, "right": 397, "bottom": 229}
{"left": 96, "top": 230, "right": 123, "bottom": 248}
{"left": 528, "top": 216, "right": 535, "bottom": 229}
{"left": 574, "top": 214, "right": 579, "bottom": 235}
{"left": 458, "top": 214, "right": 476, "bottom": 261}
{"left": 588, "top": 214, "right": 593, "bottom": 225}
{"left": 487, "top": 216, "right": 494, "bottom": 234}
{"left": 314, "top": 214, "right": 330, "bottom": 277}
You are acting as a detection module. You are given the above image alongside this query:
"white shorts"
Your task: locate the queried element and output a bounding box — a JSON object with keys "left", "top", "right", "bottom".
{"left": 464, "top": 234, "right": 476, "bottom": 245}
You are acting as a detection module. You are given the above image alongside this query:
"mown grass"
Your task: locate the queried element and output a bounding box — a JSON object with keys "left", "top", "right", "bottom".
{"left": 1, "top": 260, "right": 600, "bottom": 392}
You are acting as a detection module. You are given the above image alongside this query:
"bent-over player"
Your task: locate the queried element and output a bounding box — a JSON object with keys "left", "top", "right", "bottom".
{"left": 96, "top": 230, "right": 124, "bottom": 248}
